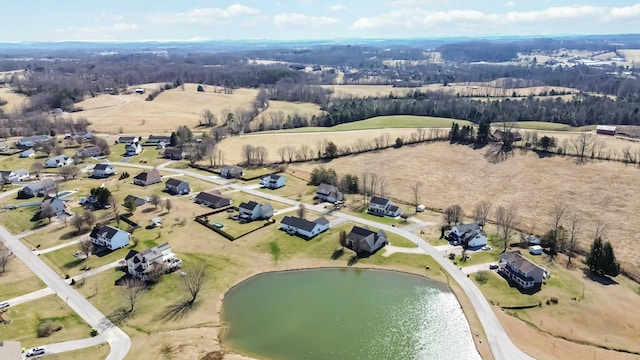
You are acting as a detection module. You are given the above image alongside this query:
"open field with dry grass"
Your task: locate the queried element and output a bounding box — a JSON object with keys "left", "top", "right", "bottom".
{"left": 72, "top": 83, "right": 258, "bottom": 134}
{"left": 291, "top": 141, "right": 640, "bottom": 280}
{"left": 251, "top": 100, "right": 324, "bottom": 130}
{"left": 618, "top": 49, "right": 640, "bottom": 63}
{"left": 0, "top": 252, "right": 46, "bottom": 300}
{"left": 0, "top": 87, "right": 28, "bottom": 112}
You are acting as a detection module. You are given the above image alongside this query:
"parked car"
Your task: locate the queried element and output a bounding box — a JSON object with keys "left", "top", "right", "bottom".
{"left": 0, "top": 301, "right": 9, "bottom": 309}
{"left": 489, "top": 264, "right": 499, "bottom": 270}
{"left": 26, "top": 346, "right": 46, "bottom": 357}
{"left": 482, "top": 246, "right": 491, "bottom": 251}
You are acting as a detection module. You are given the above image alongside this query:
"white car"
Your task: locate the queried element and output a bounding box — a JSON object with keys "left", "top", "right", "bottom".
{"left": 0, "top": 301, "right": 9, "bottom": 309}
{"left": 26, "top": 346, "right": 46, "bottom": 357}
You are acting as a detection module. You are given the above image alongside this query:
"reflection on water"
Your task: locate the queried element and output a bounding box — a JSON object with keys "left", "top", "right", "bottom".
{"left": 221, "top": 269, "right": 480, "bottom": 360}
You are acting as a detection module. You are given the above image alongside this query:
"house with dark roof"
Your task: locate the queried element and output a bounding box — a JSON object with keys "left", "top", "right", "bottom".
{"left": 117, "top": 136, "right": 138, "bottom": 145}
{"left": 16, "top": 135, "right": 50, "bottom": 148}
{"left": 92, "top": 164, "right": 115, "bottom": 178}
{"left": 123, "top": 195, "right": 146, "bottom": 208}
{"left": 239, "top": 201, "right": 274, "bottom": 221}
{"left": 316, "top": 183, "right": 344, "bottom": 203}
{"left": 22, "top": 179, "right": 56, "bottom": 197}
{"left": 89, "top": 225, "right": 130, "bottom": 250}
{"left": 346, "top": 226, "right": 388, "bottom": 255}
{"left": 124, "top": 243, "right": 181, "bottom": 281}
{"left": 368, "top": 196, "right": 402, "bottom": 218}
{"left": 499, "top": 251, "right": 549, "bottom": 290}
{"left": 447, "top": 223, "right": 487, "bottom": 248}
{"left": 220, "top": 165, "right": 243, "bottom": 179}
{"left": 163, "top": 148, "right": 188, "bottom": 160}
{"left": 125, "top": 143, "right": 142, "bottom": 156}
{"left": 260, "top": 174, "right": 286, "bottom": 189}
{"left": 133, "top": 169, "right": 161, "bottom": 186}
{"left": 164, "top": 178, "right": 190, "bottom": 195}
{"left": 490, "top": 129, "right": 523, "bottom": 142}
{"left": 145, "top": 135, "right": 171, "bottom": 145}
{"left": 77, "top": 146, "right": 102, "bottom": 158}
{"left": 41, "top": 196, "right": 66, "bottom": 216}
{"left": 194, "top": 190, "right": 231, "bottom": 209}
{"left": 44, "top": 155, "right": 73, "bottom": 168}
{"left": 279, "top": 216, "right": 330, "bottom": 239}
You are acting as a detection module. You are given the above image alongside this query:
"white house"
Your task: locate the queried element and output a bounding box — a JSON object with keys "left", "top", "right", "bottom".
{"left": 92, "top": 164, "right": 115, "bottom": 178}
{"left": 499, "top": 251, "right": 548, "bottom": 290}
{"left": 22, "top": 179, "right": 56, "bottom": 197}
{"left": 124, "top": 243, "right": 181, "bottom": 281}
{"left": 279, "top": 216, "right": 330, "bottom": 239}
{"left": 125, "top": 143, "right": 142, "bottom": 156}
{"left": 316, "top": 183, "right": 344, "bottom": 203}
{"left": 448, "top": 223, "right": 488, "bottom": 248}
{"left": 19, "top": 149, "right": 35, "bottom": 158}
{"left": 368, "top": 196, "right": 402, "bottom": 218}
{"left": 220, "top": 165, "right": 243, "bottom": 179}
{"left": 346, "top": 226, "right": 388, "bottom": 255}
{"left": 89, "top": 225, "right": 130, "bottom": 251}
{"left": 44, "top": 155, "right": 73, "bottom": 168}
{"left": 0, "top": 169, "right": 29, "bottom": 183}
{"left": 41, "top": 197, "right": 66, "bottom": 216}
{"left": 260, "top": 174, "right": 286, "bottom": 189}
{"left": 238, "top": 201, "right": 274, "bottom": 221}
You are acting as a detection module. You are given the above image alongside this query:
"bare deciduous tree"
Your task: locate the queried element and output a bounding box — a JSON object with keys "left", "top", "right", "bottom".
{"left": 150, "top": 194, "right": 162, "bottom": 210}
{"left": 567, "top": 213, "right": 581, "bottom": 268}
{"left": 79, "top": 237, "right": 93, "bottom": 257}
{"left": 474, "top": 201, "right": 492, "bottom": 228}
{"left": 297, "top": 203, "right": 306, "bottom": 219}
{"left": 165, "top": 199, "right": 172, "bottom": 213}
{"left": 496, "top": 206, "right": 518, "bottom": 253}
{"left": 59, "top": 165, "right": 79, "bottom": 180}
{"left": 71, "top": 215, "right": 84, "bottom": 233}
{"left": 549, "top": 203, "right": 566, "bottom": 259}
{"left": 0, "top": 243, "right": 11, "bottom": 273}
{"left": 83, "top": 210, "right": 96, "bottom": 229}
{"left": 571, "top": 131, "right": 595, "bottom": 164}
{"left": 40, "top": 205, "right": 55, "bottom": 223}
{"left": 444, "top": 205, "right": 464, "bottom": 226}
{"left": 183, "top": 264, "right": 207, "bottom": 304}
{"left": 255, "top": 146, "right": 268, "bottom": 166}
{"left": 121, "top": 278, "right": 145, "bottom": 313}
{"left": 31, "top": 162, "right": 44, "bottom": 178}
{"left": 410, "top": 181, "right": 422, "bottom": 210}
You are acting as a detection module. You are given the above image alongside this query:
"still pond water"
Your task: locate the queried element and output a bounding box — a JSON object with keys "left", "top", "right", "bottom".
{"left": 221, "top": 268, "right": 480, "bottom": 360}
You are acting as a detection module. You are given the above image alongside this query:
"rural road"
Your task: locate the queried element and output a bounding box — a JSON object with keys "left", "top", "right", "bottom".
{"left": 0, "top": 226, "right": 131, "bottom": 360}
{"left": 111, "top": 161, "right": 535, "bottom": 360}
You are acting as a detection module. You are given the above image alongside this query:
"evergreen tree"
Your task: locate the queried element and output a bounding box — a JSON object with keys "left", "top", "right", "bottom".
{"left": 587, "top": 237, "right": 620, "bottom": 277}
{"left": 170, "top": 132, "right": 178, "bottom": 147}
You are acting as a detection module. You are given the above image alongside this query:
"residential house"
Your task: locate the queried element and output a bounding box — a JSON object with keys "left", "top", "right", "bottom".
{"left": 44, "top": 155, "right": 73, "bottom": 168}
{"left": 447, "top": 223, "right": 488, "bottom": 248}
{"left": 1, "top": 169, "right": 29, "bottom": 183}
{"left": 41, "top": 196, "right": 66, "bottom": 216}
{"left": 133, "top": 169, "right": 162, "bottom": 186}
{"left": 499, "top": 251, "right": 548, "bottom": 290}
{"left": 220, "top": 165, "right": 243, "bottom": 179}
{"left": 156, "top": 141, "right": 166, "bottom": 150}
{"left": 19, "top": 149, "right": 35, "bottom": 158}
{"left": 194, "top": 190, "right": 232, "bottom": 209}
{"left": 16, "top": 135, "right": 49, "bottom": 148}
{"left": 125, "top": 143, "right": 142, "bottom": 156}
{"left": 117, "top": 136, "right": 138, "bottom": 145}
{"left": 260, "top": 174, "right": 286, "bottom": 189}
{"left": 315, "top": 183, "right": 344, "bottom": 203}
{"left": 238, "top": 201, "right": 274, "bottom": 221}
{"left": 368, "top": 196, "right": 402, "bottom": 218}
{"left": 76, "top": 146, "right": 102, "bottom": 158}
{"left": 146, "top": 135, "right": 171, "bottom": 146}
{"left": 279, "top": 216, "right": 330, "bottom": 239}
{"left": 490, "top": 129, "right": 523, "bottom": 142}
{"left": 123, "top": 194, "right": 146, "bottom": 208}
{"left": 163, "top": 148, "right": 188, "bottom": 160}
{"left": 346, "top": 226, "right": 388, "bottom": 255}
{"left": 92, "top": 164, "right": 115, "bottom": 178}
{"left": 70, "top": 131, "right": 94, "bottom": 142}
{"left": 21, "top": 179, "right": 56, "bottom": 197}
{"left": 89, "top": 225, "right": 130, "bottom": 251}
{"left": 124, "top": 243, "right": 181, "bottom": 281}
{"left": 164, "top": 178, "right": 190, "bottom": 195}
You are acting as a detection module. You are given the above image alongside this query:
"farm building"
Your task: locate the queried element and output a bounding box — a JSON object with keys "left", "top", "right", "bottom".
{"left": 596, "top": 125, "right": 616, "bottom": 136}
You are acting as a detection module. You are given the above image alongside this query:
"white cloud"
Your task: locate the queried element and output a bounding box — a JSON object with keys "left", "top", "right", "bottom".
{"left": 387, "top": 0, "right": 445, "bottom": 6}
{"left": 504, "top": 1, "right": 517, "bottom": 8}
{"left": 274, "top": 13, "right": 338, "bottom": 27}
{"left": 54, "top": 23, "right": 141, "bottom": 40}
{"left": 148, "top": 4, "right": 260, "bottom": 25}
{"left": 94, "top": 13, "right": 125, "bottom": 22}
{"left": 351, "top": 5, "right": 640, "bottom": 35}
{"left": 328, "top": 4, "right": 348, "bottom": 11}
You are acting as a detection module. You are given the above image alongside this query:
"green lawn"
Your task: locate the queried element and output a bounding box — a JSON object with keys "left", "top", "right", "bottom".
{"left": 492, "top": 121, "right": 579, "bottom": 131}
{"left": 387, "top": 233, "right": 418, "bottom": 248}
{"left": 343, "top": 206, "right": 403, "bottom": 226}
{"left": 255, "top": 223, "right": 351, "bottom": 261}
{"left": 0, "top": 205, "right": 45, "bottom": 234}
{"left": 44, "top": 343, "right": 110, "bottom": 360}
{"left": 458, "top": 249, "right": 501, "bottom": 267}
{"left": 363, "top": 252, "right": 442, "bottom": 277}
{"left": 263, "top": 116, "right": 473, "bottom": 133}
{"left": 0, "top": 294, "right": 91, "bottom": 348}
{"left": 472, "top": 271, "right": 541, "bottom": 307}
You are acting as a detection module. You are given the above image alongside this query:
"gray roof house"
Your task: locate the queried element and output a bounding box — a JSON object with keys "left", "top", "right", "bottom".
{"left": 346, "top": 226, "right": 388, "bottom": 255}
{"left": 1, "top": 169, "right": 29, "bottom": 183}
{"left": 41, "top": 196, "right": 66, "bottom": 216}
{"left": 260, "top": 174, "right": 286, "bottom": 189}
{"left": 220, "top": 165, "right": 243, "bottom": 179}
{"left": 89, "top": 225, "right": 130, "bottom": 251}
{"left": 117, "top": 136, "right": 139, "bottom": 145}
{"left": 92, "top": 164, "right": 115, "bottom": 178}
{"left": 279, "top": 216, "right": 330, "bottom": 239}
{"left": 22, "top": 179, "right": 56, "bottom": 197}
{"left": 316, "top": 183, "right": 344, "bottom": 203}
{"left": 368, "top": 196, "right": 402, "bottom": 218}
{"left": 238, "top": 201, "right": 274, "bottom": 221}
{"left": 16, "top": 135, "right": 50, "bottom": 148}
{"left": 44, "top": 155, "right": 73, "bottom": 168}
{"left": 499, "top": 251, "right": 549, "bottom": 291}
{"left": 146, "top": 135, "right": 171, "bottom": 145}
{"left": 123, "top": 194, "right": 146, "bottom": 208}
{"left": 77, "top": 146, "right": 102, "bottom": 158}
{"left": 194, "top": 190, "right": 232, "bottom": 209}
{"left": 124, "top": 243, "right": 181, "bottom": 281}
{"left": 163, "top": 148, "right": 188, "bottom": 160}
{"left": 448, "top": 223, "right": 488, "bottom": 248}
{"left": 164, "top": 178, "right": 190, "bottom": 195}
{"left": 19, "top": 148, "right": 35, "bottom": 158}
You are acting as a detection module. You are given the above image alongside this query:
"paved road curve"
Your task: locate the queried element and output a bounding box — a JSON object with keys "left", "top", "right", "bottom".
{"left": 112, "top": 161, "right": 534, "bottom": 360}
{"left": 0, "top": 226, "right": 131, "bottom": 360}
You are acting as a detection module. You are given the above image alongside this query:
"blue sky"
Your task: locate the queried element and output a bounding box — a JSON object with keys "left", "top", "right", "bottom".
{"left": 2, "top": 1, "right": 640, "bottom": 42}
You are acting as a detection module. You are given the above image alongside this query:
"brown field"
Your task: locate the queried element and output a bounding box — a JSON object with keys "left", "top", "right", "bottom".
{"left": 0, "top": 252, "right": 46, "bottom": 299}
{"left": 251, "top": 100, "right": 324, "bottom": 130}
{"left": 291, "top": 141, "right": 640, "bottom": 279}
{"left": 72, "top": 83, "right": 258, "bottom": 134}
{"left": 0, "top": 87, "right": 28, "bottom": 112}
{"left": 618, "top": 49, "right": 640, "bottom": 63}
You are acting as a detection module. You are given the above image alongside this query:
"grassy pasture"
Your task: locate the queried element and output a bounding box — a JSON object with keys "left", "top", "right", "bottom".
{"left": 0, "top": 253, "right": 46, "bottom": 300}
{"left": 0, "top": 87, "right": 28, "bottom": 112}
{"left": 618, "top": 49, "right": 640, "bottom": 63}
{"left": 252, "top": 100, "right": 324, "bottom": 130}
{"left": 44, "top": 344, "right": 110, "bottom": 360}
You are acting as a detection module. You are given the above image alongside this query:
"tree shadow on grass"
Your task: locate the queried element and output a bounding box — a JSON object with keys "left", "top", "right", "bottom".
{"left": 331, "top": 248, "right": 344, "bottom": 260}
{"left": 107, "top": 308, "right": 133, "bottom": 326}
{"left": 157, "top": 300, "right": 200, "bottom": 323}
{"left": 583, "top": 269, "right": 619, "bottom": 286}
{"left": 347, "top": 256, "right": 359, "bottom": 266}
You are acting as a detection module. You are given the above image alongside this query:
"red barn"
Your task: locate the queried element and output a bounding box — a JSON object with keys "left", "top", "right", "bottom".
{"left": 596, "top": 125, "right": 616, "bottom": 136}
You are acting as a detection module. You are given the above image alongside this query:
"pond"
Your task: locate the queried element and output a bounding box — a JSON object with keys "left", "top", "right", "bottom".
{"left": 220, "top": 268, "right": 480, "bottom": 360}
